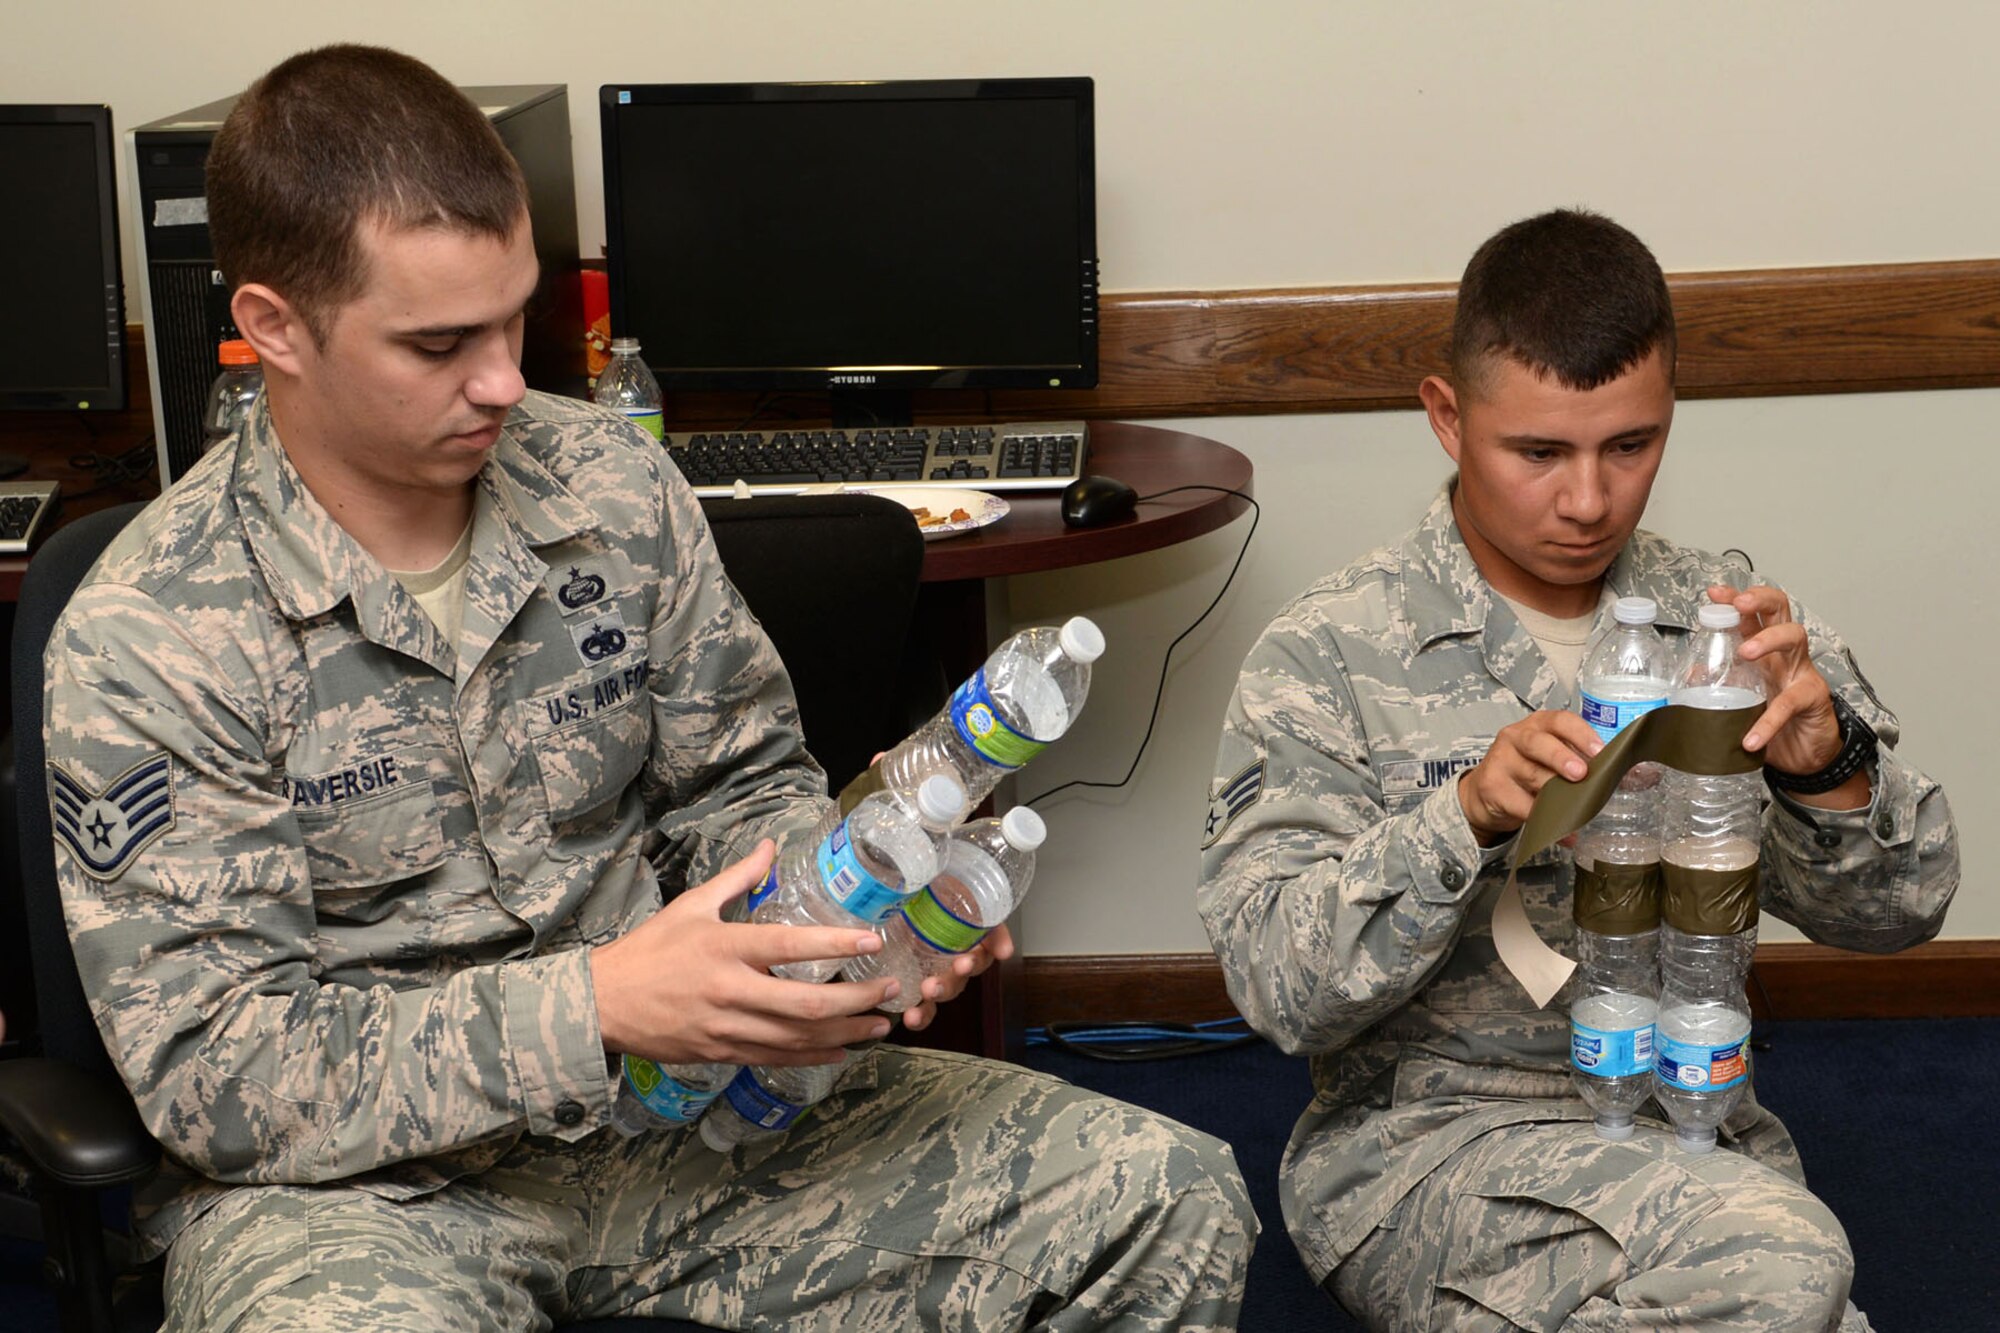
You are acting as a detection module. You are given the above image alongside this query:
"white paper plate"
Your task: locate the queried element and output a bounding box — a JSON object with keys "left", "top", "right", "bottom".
{"left": 860, "top": 487, "right": 1010, "bottom": 540}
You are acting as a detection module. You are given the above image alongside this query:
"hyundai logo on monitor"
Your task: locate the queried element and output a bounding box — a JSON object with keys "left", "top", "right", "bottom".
{"left": 828, "top": 373, "right": 878, "bottom": 385}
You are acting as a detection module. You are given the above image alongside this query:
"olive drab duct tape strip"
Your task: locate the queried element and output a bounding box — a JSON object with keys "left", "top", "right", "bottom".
{"left": 1491, "top": 702, "right": 1767, "bottom": 1007}
{"left": 1573, "top": 860, "right": 1662, "bottom": 936}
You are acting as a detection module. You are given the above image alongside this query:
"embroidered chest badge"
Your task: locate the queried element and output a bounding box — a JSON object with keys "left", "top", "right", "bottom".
{"left": 569, "top": 606, "right": 634, "bottom": 665}
{"left": 547, "top": 559, "right": 614, "bottom": 615}
{"left": 1202, "top": 760, "right": 1265, "bottom": 849}
{"left": 51, "top": 753, "right": 176, "bottom": 881}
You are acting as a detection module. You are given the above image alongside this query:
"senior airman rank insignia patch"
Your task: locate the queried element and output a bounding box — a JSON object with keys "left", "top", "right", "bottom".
{"left": 51, "top": 754, "right": 175, "bottom": 881}
{"left": 1202, "top": 760, "right": 1265, "bottom": 849}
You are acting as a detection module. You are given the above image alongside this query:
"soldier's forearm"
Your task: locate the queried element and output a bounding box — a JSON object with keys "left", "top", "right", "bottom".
{"left": 127, "top": 952, "right": 610, "bottom": 1184}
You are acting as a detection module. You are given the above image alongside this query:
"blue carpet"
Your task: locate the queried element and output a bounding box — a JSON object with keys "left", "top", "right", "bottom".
{"left": 4, "top": 1019, "right": 1993, "bottom": 1330}
{"left": 1748, "top": 1017, "right": 1999, "bottom": 1328}
{"left": 1025, "top": 1017, "right": 2000, "bottom": 1332}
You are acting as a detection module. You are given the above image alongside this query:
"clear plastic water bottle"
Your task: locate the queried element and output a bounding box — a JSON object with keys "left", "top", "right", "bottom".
{"left": 1655, "top": 601, "right": 1766, "bottom": 1153}
{"left": 1577, "top": 596, "right": 1672, "bottom": 747}
{"left": 1574, "top": 595, "right": 1671, "bottom": 903}
{"left": 837, "top": 618, "right": 1104, "bottom": 817}
{"left": 1569, "top": 927, "right": 1660, "bottom": 1141}
{"left": 1570, "top": 596, "right": 1670, "bottom": 1139}
{"left": 201, "top": 339, "right": 262, "bottom": 453}
{"left": 698, "top": 1056, "right": 846, "bottom": 1153}
{"left": 843, "top": 807, "right": 1046, "bottom": 1010}
{"left": 750, "top": 774, "right": 966, "bottom": 983}
{"left": 610, "top": 1056, "right": 735, "bottom": 1137}
{"left": 1654, "top": 928, "right": 1756, "bottom": 1153}
{"left": 592, "top": 336, "right": 664, "bottom": 441}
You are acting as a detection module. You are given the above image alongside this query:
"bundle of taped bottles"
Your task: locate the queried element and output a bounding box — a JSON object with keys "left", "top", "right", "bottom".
{"left": 615, "top": 618, "right": 1104, "bottom": 1150}
{"left": 1569, "top": 598, "right": 1766, "bottom": 1154}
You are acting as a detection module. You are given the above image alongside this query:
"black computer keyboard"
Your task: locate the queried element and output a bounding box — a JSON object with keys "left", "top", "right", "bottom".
{"left": 0, "top": 479, "right": 59, "bottom": 555}
{"left": 664, "top": 421, "right": 1087, "bottom": 497}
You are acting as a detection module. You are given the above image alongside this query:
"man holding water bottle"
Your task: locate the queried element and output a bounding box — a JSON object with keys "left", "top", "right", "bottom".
{"left": 1201, "top": 208, "right": 1957, "bottom": 1330}
{"left": 48, "top": 44, "right": 1253, "bottom": 1331}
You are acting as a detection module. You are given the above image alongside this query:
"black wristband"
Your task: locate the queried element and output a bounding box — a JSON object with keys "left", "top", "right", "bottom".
{"left": 1764, "top": 694, "right": 1877, "bottom": 796}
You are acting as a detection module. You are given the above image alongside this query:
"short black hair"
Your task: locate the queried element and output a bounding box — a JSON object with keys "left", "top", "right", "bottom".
{"left": 207, "top": 45, "right": 529, "bottom": 345}
{"left": 1450, "top": 208, "right": 1676, "bottom": 395}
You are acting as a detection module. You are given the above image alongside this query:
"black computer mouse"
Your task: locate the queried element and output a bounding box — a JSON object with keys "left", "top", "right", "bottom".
{"left": 1060, "top": 474, "right": 1138, "bottom": 528}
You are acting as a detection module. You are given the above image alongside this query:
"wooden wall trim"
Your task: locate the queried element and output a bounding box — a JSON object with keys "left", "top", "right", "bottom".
{"left": 1023, "top": 941, "right": 2000, "bottom": 1027}
{"left": 13, "top": 257, "right": 1993, "bottom": 461}
{"left": 658, "top": 257, "right": 2000, "bottom": 428}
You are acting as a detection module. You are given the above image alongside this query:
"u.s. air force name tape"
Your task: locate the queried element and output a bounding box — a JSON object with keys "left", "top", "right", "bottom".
{"left": 1491, "top": 701, "right": 1767, "bottom": 1008}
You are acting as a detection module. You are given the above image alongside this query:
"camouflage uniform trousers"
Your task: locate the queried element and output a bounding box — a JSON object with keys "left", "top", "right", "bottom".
{"left": 1326, "top": 1120, "right": 1871, "bottom": 1331}
{"left": 164, "top": 1047, "right": 1257, "bottom": 1331}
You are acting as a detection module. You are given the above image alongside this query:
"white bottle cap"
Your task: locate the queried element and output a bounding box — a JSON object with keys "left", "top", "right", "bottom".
{"left": 1612, "top": 596, "right": 1659, "bottom": 626}
{"left": 999, "top": 806, "right": 1047, "bottom": 852}
{"left": 1058, "top": 616, "right": 1105, "bottom": 664}
{"left": 1675, "top": 1126, "right": 1719, "bottom": 1154}
{"left": 1697, "top": 603, "right": 1741, "bottom": 630}
{"left": 698, "top": 1113, "right": 737, "bottom": 1154}
{"left": 610, "top": 336, "right": 641, "bottom": 354}
{"left": 916, "top": 774, "right": 968, "bottom": 824}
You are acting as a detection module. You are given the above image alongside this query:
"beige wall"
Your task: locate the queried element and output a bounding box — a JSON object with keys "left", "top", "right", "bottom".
{"left": 6, "top": 2, "right": 1993, "bottom": 949}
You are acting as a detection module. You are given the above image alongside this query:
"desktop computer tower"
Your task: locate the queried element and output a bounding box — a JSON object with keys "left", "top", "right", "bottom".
{"left": 131, "top": 84, "right": 584, "bottom": 486}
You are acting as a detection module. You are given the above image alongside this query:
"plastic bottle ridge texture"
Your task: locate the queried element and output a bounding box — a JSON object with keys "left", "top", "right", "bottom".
{"left": 841, "top": 617, "right": 1104, "bottom": 816}
{"left": 1570, "top": 596, "right": 1671, "bottom": 1141}
{"left": 1654, "top": 602, "right": 1767, "bottom": 1153}
{"left": 844, "top": 807, "right": 1047, "bottom": 1011}
{"left": 750, "top": 774, "right": 966, "bottom": 983}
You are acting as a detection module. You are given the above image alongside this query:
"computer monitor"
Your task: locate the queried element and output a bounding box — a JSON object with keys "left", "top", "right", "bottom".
{"left": 0, "top": 104, "right": 126, "bottom": 413}
{"left": 600, "top": 78, "right": 1097, "bottom": 424}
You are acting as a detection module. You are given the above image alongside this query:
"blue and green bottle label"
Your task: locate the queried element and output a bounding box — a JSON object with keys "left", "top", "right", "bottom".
{"left": 620, "top": 406, "right": 664, "bottom": 441}
{"left": 622, "top": 1056, "right": 722, "bottom": 1124}
{"left": 900, "top": 887, "right": 991, "bottom": 955}
{"left": 949, "top": 669, "right": 1048, "bottom": 769}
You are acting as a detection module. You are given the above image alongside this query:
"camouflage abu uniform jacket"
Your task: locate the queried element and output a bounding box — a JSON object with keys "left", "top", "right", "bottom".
{"left": 47, "top": 391, "right": 828, "bottom": 1255}
{"left": 1198, "top": 483, "right": 1958, "bottom": 1283}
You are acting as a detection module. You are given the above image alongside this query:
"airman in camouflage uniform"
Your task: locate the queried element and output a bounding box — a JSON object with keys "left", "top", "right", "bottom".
{"left": 1200, "top": 211, "right": 1957, "bottom": 1331}
{"left": 46, "top": 45, "right": 1253, "bottom": 1332}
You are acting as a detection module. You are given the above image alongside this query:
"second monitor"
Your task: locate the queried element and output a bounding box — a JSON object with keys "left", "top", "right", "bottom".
{"left": 599, "top": 77, "right": 1097, "bottom": 428}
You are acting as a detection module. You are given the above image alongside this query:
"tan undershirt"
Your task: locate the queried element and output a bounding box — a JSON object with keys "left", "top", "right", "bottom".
{"left": 1497, "top": 591, "right": 1607, "bottom": 696}
{"left": 387, "top": 520, "right": 475, "bottom": 649}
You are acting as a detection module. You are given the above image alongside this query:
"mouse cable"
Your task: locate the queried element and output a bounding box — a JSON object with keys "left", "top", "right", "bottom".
{"left": 64, "top": 435, "right": 158, "bottom": 500}
{"left": 1026, "top": 485, "right": 1258, "bottom": 809}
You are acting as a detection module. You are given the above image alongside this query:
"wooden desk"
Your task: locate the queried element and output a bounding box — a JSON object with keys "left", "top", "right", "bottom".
{"left": 0, "top": 457, "right": 159, "bottom": 602}
{"left": 897, "top": 421, "right": 1254, "bottom": 1062}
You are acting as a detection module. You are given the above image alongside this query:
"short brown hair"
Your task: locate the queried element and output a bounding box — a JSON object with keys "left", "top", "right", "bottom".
{"left": 206, "top": 44, "right": 529, "bottom": 342}
{"left": 1450, "top": 208, "right": 1676, "bottom": 395}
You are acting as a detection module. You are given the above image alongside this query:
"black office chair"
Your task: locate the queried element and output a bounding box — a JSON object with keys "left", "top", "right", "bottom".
{"left": 0, "top": 502, "right": 160, "bottom": 1332}
{"left": 699, "top": 492, "right": 935, "bottom": 792}
{"left": 0, "top": 493, "right": 930, "bottom": 1331}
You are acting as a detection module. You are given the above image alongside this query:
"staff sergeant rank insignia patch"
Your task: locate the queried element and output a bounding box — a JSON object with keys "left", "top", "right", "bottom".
{"left": 51, "top": 753, "right": 175, "bottom": 881}
{"left": 1202, "top": 760, "right": 1265, "bottom": 849}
